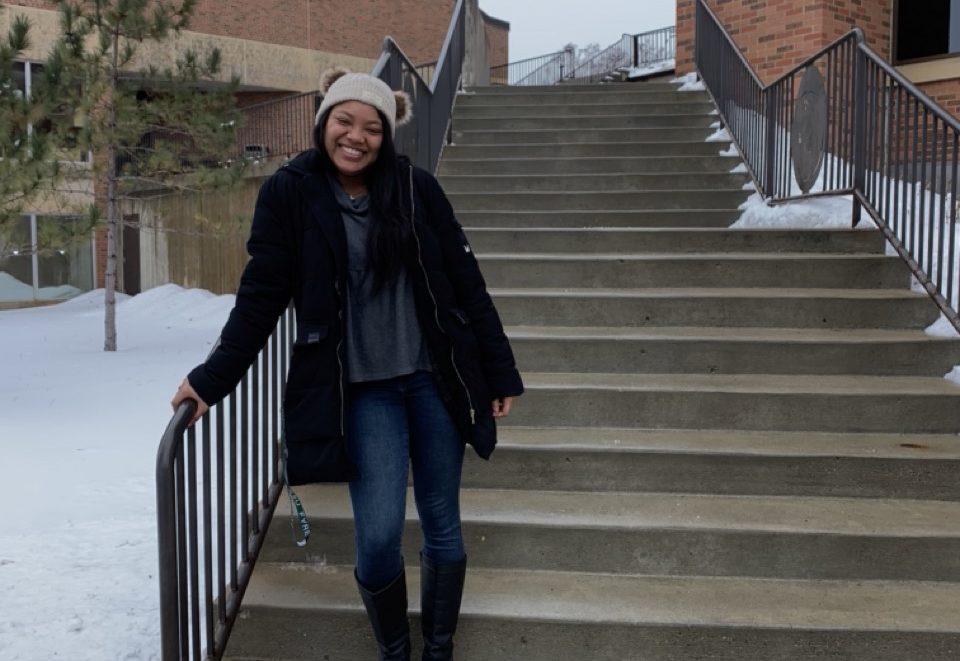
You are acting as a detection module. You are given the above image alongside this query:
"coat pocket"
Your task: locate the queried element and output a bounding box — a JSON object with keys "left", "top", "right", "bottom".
{"left": 294, "top": 323, "right": 329, "bottom": 347}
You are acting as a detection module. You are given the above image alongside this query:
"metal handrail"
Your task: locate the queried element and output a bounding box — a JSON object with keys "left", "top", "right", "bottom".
{"left": 156, "top": 307, "right": 293, "bottom": 660}
{"left": 373, "top": 0, "right": 466, "bottom": 173}
{"left": 489, "top": 50, "right": 570, "bottom": 86}
{"left": 695, "top": 0, "right": 960, "bottom": 333}
{"left": 566, "top": 26, "right": 676, "bottom": 84}
{"left": 233, "top": 91, "right": 319, "bottom": 162}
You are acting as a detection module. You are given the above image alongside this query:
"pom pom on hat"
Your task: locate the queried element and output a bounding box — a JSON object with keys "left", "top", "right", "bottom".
{"left": 315, "top": 68, "right": 414, "bottom": 136}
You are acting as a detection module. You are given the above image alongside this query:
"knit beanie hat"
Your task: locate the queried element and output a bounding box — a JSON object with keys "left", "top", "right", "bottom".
{"left": 315, "top": 68, "right": 413, "bottom": 136}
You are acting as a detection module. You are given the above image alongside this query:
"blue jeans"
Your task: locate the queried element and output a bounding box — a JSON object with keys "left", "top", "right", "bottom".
{"left": 347, "top": 370, "right": 466, "bottom": 590}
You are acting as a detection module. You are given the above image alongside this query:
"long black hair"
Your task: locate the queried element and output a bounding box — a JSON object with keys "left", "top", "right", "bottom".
{"left": 314, "top": 107, "right": 412, "bottom": 294}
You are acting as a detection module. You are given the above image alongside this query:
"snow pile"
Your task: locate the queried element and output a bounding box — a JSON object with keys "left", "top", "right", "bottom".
{"left": 0, "top": 284, "right": 234, "bottom": 660}
{"left": 706, "top": 127, "right": 732, "bottom": 143}
{"left": 672, "top": 72, "right": 706, "bottom": 92}
{"left": 0, "top": 271, "right": 83, "bottom": 302}
{"left": 733, "top": 191, "right": 861, "bottom": 230}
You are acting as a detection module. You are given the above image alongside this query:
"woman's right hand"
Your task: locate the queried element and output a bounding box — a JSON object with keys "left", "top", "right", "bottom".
{"left": 171, "top": 378, "right": 210, "bottom": 426}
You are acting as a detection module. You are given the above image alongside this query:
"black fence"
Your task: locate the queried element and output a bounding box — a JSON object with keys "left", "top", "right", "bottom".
{"left": 490, "top": 50, "right": 571, "bottom": 86}
{"left": 156, "top": 307, "right": 292, "bottom": 660}
{"left": 695, "top": 0, "right": 960, "bottom": 333}
{"left": 234, "top": 92, "right": 319, "bottom": 163}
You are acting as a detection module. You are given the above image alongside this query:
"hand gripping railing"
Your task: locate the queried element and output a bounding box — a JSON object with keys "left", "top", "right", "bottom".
{"left": 373, "top": 0, "right": 466, "bottom": 173}
{"left": 695, "top": 0, "right": 960, "bottom": 334}
{"left": 157, "top": 307, "right": 293, "bottom": 660}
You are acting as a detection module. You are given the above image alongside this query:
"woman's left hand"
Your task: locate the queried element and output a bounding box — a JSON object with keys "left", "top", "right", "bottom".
{"left": 491, "top": 397, "right": 514, "bottom": 418}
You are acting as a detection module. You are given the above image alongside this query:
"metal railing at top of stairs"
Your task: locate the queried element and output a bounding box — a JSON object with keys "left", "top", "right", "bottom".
{"left": 155, "top": 3, "right": 471, "bottom": 659}
{"left": 695, "top": 0, "right": 960, "bottom": 335}
{"left": 488, "top": 26, "right": 676, "bottom": 87}
{"left": 566, "top": 26, "right": 676, "bottom": 84}
{"left": 489, "top": 50, "right": 572, "bottom": 86}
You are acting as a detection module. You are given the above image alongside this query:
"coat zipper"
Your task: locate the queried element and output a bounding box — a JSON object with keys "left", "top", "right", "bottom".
{"left": 334, "top": 279, "right": 345, "bottom": 435}
{"left": 408, "top": 166, "right": 476, "bottom": 426}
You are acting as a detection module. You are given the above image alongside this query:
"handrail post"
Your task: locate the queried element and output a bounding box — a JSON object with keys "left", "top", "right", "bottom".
{"left": 764, "top": 86, "right": 777, "bottom": 197}
{"left": 852, "top": 48, "right": 868, "bottom": 227}
{"left": 633, "top": 34, "right": 639, "bottom": 68}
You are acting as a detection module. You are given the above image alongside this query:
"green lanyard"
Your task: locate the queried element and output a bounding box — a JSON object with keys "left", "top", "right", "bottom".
{"left": 281, "top": 429, "right": 311, "bottom": 547}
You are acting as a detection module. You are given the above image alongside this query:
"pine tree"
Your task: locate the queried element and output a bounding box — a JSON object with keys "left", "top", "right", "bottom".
{"left": 41, "top": 0, "right": 246, "bottom": 351}
{"left": 0, "top": 9, "right": 62, "bottom": 258}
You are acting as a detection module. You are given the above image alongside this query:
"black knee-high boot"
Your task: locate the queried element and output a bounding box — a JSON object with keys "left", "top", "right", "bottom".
{"left": 356, "top": 568, "right": 411, "bottom": 661}
{"left": 420, "top": 554, "right": 467, "bottom": 661}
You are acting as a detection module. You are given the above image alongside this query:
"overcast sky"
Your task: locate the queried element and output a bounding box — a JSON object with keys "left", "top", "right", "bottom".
{"left": 479, "top": 0, "right": 677, "bottom": 62}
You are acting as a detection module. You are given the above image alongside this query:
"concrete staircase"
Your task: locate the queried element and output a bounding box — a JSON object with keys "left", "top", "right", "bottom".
{"left": 226, "top": 82, "right": 960, "bottom": 660}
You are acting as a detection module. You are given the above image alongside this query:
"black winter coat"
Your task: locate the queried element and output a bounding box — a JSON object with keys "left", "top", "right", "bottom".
{"left": 187, "top": 149, "right": 524, "bottom": 485}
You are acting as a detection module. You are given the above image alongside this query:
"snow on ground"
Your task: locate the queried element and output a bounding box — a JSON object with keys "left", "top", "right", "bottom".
{"left": 672, "top": 71, "right": 706, "bottom": 91}
{"left": 733, "top": 190, "right": 862, "bottom": 230}
{"left": 0, "top": 272, "right": 83, "bottom": 302}
{"left": 0, "top": 285, "right": 233, "bottom": 660}
{"left": 626, "top": 59, "right": 675, "bottom": 80}
{"left": 706, "top": 127, "right": 732, "bottom": 143}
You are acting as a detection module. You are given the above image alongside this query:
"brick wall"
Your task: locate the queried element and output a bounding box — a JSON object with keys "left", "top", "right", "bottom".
{"left": 919, "top": 79, "right": 960, "bottom": 120}
{"left": 483, "top": 12, "right": 510, "bottom": 67}
{"left": 676, "top": 0, "right": 960, "bottom": 119}
{"left": 676, "top": 0, "right": 890, "bottom": 84}
{"left": 189, "top": 0, "right": 457, "bottom": 63}
{"left": 4, "top": 0, "right": 459, "bottom": 63}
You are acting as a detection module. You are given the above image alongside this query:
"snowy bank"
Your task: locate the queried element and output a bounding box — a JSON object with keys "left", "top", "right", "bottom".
{"left": 0, "top": 284, "right": 233, "bottom": 659}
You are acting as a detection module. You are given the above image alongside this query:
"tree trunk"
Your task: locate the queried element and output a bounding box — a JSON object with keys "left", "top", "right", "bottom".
{"left": 103, "top": 29, "right": 120, "bottom": 352}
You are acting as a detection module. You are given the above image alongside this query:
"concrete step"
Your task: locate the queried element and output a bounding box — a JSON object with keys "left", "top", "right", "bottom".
{"left": 505, "top": 325, "right": 960, "bottom": 376}
{"left": 443, "top": 141, "right": 733, "bottom": 158}
{"left": 467, "top": 427, "right": 960, "bottom": 501}
{"left": 454, "top": 114, "right": 716, "bottom": 131}
{"left": 490, "top": 287, "right": 940, "bottom": 329}
{"left": 477, "top": 253, "right": 910, "bottom": 289}
{"left": 468, "top": 82, "right": 686, "bottom": 93}
{"left": 512, "top": 371, "right": 960, "bottom": 433}
{"left": 465, "top": 228, "right": 885, "bottom": 253}
{"left": 229, "top": 565, "right": 960, "bottom": 661}
{"left": 447, "top": 190, "right": 751, "bottom": 211}
{"left": 457, "top": 209, "right": 742, "bottom": 228}
{"left": 262, "top": 486, "right": 960, "bottom": 581}
{"left": 456, "top": 90, "right": 710, "bottom": 106}
{"left": 453, "top": 101, "right": 717, "bottom": 117}
{"left": 452, "top": 126, "right": 716, "bottom": 144}
{"left": 439, "top": 155, "right": 740, "bottom": 175}
{"left": 440, "top": 172, "right": 750, "bottom": 192}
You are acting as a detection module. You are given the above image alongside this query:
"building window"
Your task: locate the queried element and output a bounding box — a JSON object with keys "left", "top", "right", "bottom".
{"left": 896, "top": 0, "right": 960, "bottom": 63}
{"left": 0, "top": 215, "right": 94, "bottom": 303}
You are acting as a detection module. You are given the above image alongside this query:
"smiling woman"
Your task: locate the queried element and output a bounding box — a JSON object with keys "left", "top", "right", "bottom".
{"left": 322, "top": 101, "right": 384, "bottom": 187}
{"left": 170, "top": 68, "right": 523, "bottom": 661}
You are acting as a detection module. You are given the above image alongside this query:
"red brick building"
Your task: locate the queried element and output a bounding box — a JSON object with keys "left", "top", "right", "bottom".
{"left": 676, "top": 0, "right": 960, "bottom": 118}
